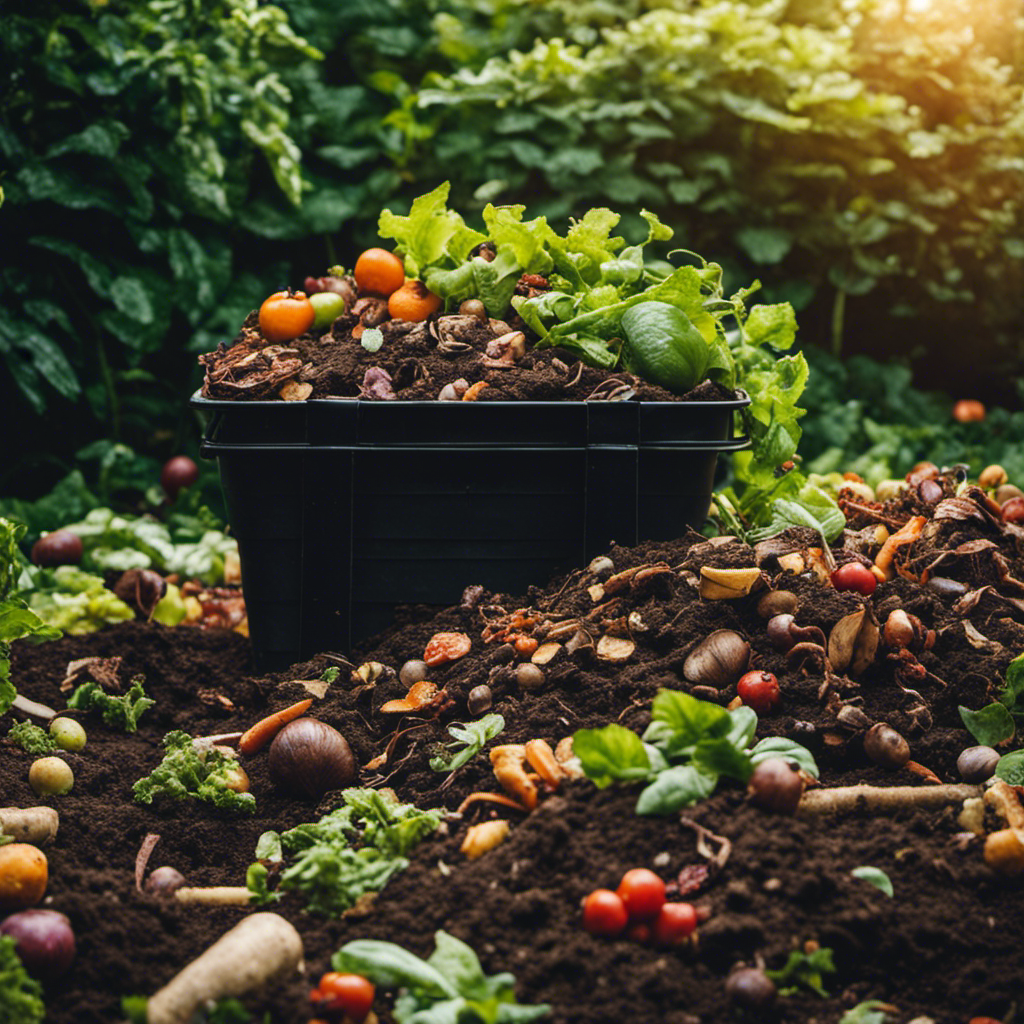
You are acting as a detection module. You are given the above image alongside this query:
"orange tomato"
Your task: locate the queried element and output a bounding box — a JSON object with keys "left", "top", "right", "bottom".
{"left": 354, "top": 248, "right": 406, "bottom": 297}
{"left": 388, "top": 280, "right": 442, "bottom": 322}
{"left": 0, "top": 843, "right": 48, "bottom": 910}
{"left": 953, "top": 399, "right": 986, "bottom": 423}
{"left": 259, "top": 291, "right": 315, "bottom": 343}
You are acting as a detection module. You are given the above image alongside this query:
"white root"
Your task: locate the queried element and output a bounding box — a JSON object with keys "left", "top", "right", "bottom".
{"left": 0, "top": 806, "right": 59, "bottom": 845}
{"left": 173, "top": 886, "right": 254, "bottom": 906}
{"left": 146, "top": 913, "right": 304, "bottom": 1024}
{"left": 11, "top": 694, "right": 57, "bottom": 721}
{"left": 797, "top": 783, "right": 981, "bottom": 815}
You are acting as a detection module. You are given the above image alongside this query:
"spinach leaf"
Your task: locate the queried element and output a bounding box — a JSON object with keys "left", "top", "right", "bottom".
{"left": 572, "top": 724, "right": 652, "bottom": 788}
{"left": 959, "top": 702, "right": 1015, "bottom": 746}
{"left": 430, "top": 714, "right": 506, "bottom": 774}
{"left": 332, "top": 931, "right": 550, "bottom": 1024}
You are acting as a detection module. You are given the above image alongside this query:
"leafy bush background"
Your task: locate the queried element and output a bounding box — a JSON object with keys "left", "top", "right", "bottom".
{"left": 1, "top": 0, "right": 1021, "bottom": 496}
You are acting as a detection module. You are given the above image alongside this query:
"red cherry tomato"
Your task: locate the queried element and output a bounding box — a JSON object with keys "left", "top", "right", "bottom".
{"left": 830, "top": 561, "right": 877, "bottom": 596}
{"left": 582, "top": 888, "right": 628, "bottom": 936}
{"left": 953, "top": 399, "right": 985, "bottom": 423}
{"left": 616, "top": 868, "right": 666, "bottom": 921}
{"left": 652, "top": 902, "right": 698, "bottom": 946}
{"left": 312, "top": 973, "right": 375, "bottom": 1022}
{"left": 736, "top": 670, "right": 781, "bottom": 715}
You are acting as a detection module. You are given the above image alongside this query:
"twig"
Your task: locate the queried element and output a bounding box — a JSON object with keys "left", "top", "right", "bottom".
{"left": 797, "top": 783, "right": 980, "bottom": 815}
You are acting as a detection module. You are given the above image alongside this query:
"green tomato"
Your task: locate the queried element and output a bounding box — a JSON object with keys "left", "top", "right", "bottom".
{"left": 310, "top": 291, "right": 347, "bottom": 330}
{"left": 29, "top": 756, "right": 74, "bottom": 796}
{"left": 151, "top": 583, "right": 186, "bottom": 627}
{"left": 49, "top": 718, "right": 87, "bottom": 753}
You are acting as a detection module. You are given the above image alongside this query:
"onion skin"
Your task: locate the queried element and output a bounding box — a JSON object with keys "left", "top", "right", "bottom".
{"left": 0, "top": 909, "right": 75, "bottom": 977}
{"left": 267, "top": 718, "right": 356, "bottom": 800}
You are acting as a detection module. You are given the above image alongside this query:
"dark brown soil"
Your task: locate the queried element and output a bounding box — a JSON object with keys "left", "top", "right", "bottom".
{"left": 199, "top": 310, "right": 737, "bottom": 404}
{"left": 4, "top": 497, "right": 1024, "bottom": 1023}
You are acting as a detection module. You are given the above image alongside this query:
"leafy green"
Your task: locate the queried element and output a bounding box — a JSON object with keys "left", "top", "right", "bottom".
{"left": 958, "top": 653, "right": 1024, "bottom": 747}
{"left": 248, "top": 788, "right": 440, "bottom": 915}
{"left": 0, "top": 518, "right": 62, "bottom": 715}
{"left": 332, "top": 930, "right": 550, "bottom": 1024}
{"left": 121, "top": 996, "right": 268, "bottom": 1024}
{"left": 430, "top": 714, "right": 505, "bottom": 773}
{"left": 851, "top": 866, "right": 893, "bottom": 898}
{"left": 765, "top": 946, "right": 837, "bottom": 997}
{"left": 6, "top": 721, "right": 56, "bottom": 755}
{"left": 995, "top": 750, "right": 1024, "bottom": 787}
{"left": 23, "top": 566, "right": 134, "bottom": 635}
{"left": 620, "top": 302, "right": 711, "bottom": 394}
{"left": 60, "top": 508, "right": 237, "bottom": 583}
{"left": 839, "top": 1002, "right": 896, "bottom": 1024}
{"left": 133, "top": 731, "right": 255, "bottom": 813}
{"left": 0, "top": 935, "right": 45, "bottom": 1024}
{"left": 959, "top": 703, "right": 1015, "bottom": 747}
{"left": 574, "top": 690, "right": 817, "bottom": 816}
{"left": 67, "top": 677, "right": 154, "bottom": 733}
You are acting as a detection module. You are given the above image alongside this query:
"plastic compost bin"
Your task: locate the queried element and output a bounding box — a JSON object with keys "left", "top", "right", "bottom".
{"left": 193, "top": 390, "right": 751, "bottom": 670}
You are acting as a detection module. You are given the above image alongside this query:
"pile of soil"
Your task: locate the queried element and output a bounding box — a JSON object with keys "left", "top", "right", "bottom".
{"left": 4, "top": 478, "right": 1024, "bottom": 1023}
{"left": 199, "top": 309, "right": 736, "bottom": 404}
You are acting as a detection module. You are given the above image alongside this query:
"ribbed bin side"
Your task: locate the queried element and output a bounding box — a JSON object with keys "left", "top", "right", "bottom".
{"left": 195, "top": 391, "right": 751, "bottom": 669}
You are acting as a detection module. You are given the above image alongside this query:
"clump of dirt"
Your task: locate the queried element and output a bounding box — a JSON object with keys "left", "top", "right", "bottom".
{"left": 4, "top": 480, "right": 1024, "bottom": 1023}
{"left": 199, "top": 310, "right": 737, "bottom": 404}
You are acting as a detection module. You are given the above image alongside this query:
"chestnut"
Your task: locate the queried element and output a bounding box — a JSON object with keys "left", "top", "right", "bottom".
{"left": 267, "top": 718, "right": 356, "bottom": 800}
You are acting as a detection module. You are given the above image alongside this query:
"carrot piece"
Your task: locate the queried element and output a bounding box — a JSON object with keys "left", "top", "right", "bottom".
{"left": 380, "top": 680, "right": 440, "bottom": 713}
{"left": 238, "top": 699, "right": 313, "bottom": 755}
{"left": 873, "top": 515, "right": 926, "bottom": 581}
{"left": 455, "top": 791, "right": 530, "bottom": 815}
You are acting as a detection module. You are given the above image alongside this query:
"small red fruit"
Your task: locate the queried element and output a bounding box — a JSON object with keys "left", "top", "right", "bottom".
{"left": 616, "top": 868, "right": 666, "bottom": 921}
{"left": 1002, "top": 497, "right": 1024, "bottom": 524}
{"left": 312, "top": 972, "right": 375, "bottom": 1022}
{"left": 161, "top": 456, "right": 199, "bottom": 500}
{"left": 736, "top": 670, "right": 781, "bottom": 715}
{"left": 582, "top": 888, "right": 628, "bottom": 936}
{"left": 652, "top": 902, "right": 698, "bottom": 945}
{"left": 30, "top": 530, "right": 83, "bottom": 568}
{"left": 830, "top": 561, "right": 877, "bottom": 595}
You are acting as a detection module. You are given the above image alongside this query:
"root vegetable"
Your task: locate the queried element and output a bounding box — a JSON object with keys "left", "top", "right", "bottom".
{"left": 0, "top": 909, "right": 75, "bottom": 977}
{"left": 491, "top": 745, "right": 538, "bottom": 810}
{"left": 173, "top": 886, "right": 253, "bottom": 906}
{"left": 797, "top": 784, "right": 980, "bottom": 815}
{"left": 238, "top": 699, "right": 314, "bottom": 755}
{"left": 0, "top": 844, "right": 47, "bottom": 910}
{"left": 146, "top": 913, "right": 304, "bottom": 1024}
{"left": 0, "top": 808, "right": 58, "bottom": 846}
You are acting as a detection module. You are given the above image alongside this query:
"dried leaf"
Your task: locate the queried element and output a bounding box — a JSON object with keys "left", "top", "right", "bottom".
{"left": 776, "top": 552, "right": 806, "bottom": 574}
{"left": 962, "top": 621, "right": 1005, "bottom": 654}
{"left": 531, "top": 642, "right": 562, "bottom": 665}
{"left": 61, "top": 656, "right": 123, "bottom": 694}
{"left": 828, "top": 606, "right": 879, "bottom": 675}
{"left": 698, "top": 566, "right": 767, "bottom": 600}
{"left": 596, "top": 636, "right": 635, "bottom": 662}
{"left": 299, "top": 679, "right": 331, "bottom": 699}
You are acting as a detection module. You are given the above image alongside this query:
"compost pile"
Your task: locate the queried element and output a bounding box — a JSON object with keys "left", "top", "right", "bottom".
{"left": 4, "top": 468, "right": 1024, "bottom": 1024}
{"left": 199, "top": 310, "right": 734, "bottom": 404}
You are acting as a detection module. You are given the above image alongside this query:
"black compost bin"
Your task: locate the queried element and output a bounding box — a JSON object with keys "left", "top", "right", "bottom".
{"left": 193, "top": 391, "right": 750, "bottom": 669}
